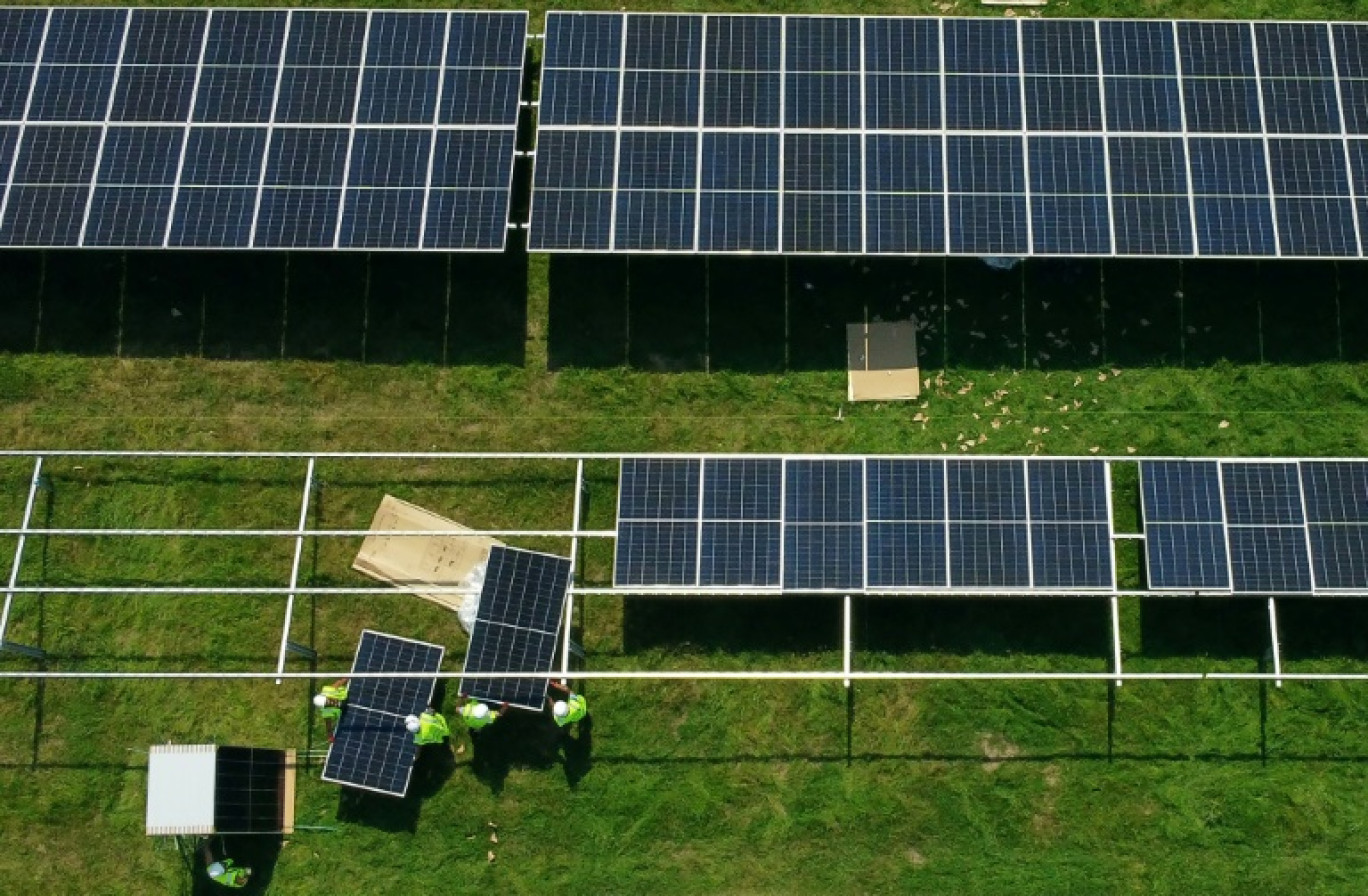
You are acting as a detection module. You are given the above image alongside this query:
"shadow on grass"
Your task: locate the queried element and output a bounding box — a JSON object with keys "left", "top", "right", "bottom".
{"left": 545, "top": 256, "right": 1364, "bottom": 371}
{"left": 622, "top": 596, "right": 839, "bottom": 654}
{"left": 1136, "top": 597, "right": 1271, "bottom": 660}
{"left": 858, "top": 597, "right": 1112, "bottom": 657}
{"left": 191, "top": 834, "right": 282, "bottom": 896}
{"left": 335, "top": 741, "right": 456, "bottom": 834}
{"left": 2, "top": 249, "right": 527, "bottom": 366}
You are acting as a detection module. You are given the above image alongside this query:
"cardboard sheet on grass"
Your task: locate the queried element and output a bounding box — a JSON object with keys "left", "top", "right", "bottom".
{"left": 353, "top": 495, "right": 502, "bottom": 630}
{"left": 847, "top": 319, "right": 920, "bottom": 402}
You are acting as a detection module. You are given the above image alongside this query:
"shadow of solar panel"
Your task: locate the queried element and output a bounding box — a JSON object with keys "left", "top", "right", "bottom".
{"left": 322, "top": 706, "right": 417, "bottom": 797}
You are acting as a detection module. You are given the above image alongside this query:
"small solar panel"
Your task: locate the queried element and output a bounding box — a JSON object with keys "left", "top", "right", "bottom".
{"left": 781, "top": 459, "right": 864, "bottom": 591}
{"left": 460, "top": 547, "right": 571, "bottom": 711}
{"left": 322, "top": 706, "right": 418, "bottom": 797}
{"left": 614, "top": 459, "right": 702, "bottom": 587}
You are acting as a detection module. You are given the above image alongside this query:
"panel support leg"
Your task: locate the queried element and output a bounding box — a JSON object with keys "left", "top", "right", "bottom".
{"left": 561, "top": 460, "right": 586, "bottom": 685}
{"left": 276, "top": 458, "right": 317, "bottom": 683}
{"left": 842, "top": 594, "right": 852, "bottom": 689}
{"left": 1109, "top": 595, "right": 1123, "bottom": 688}
{"left": 1267, "top": 596, "right": 1283, "bottom": 689}
{"left": 0, "top": 458, "right": 47, "bottom": 660}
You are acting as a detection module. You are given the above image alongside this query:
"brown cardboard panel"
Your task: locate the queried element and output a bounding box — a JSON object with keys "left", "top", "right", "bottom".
{"left": 849, "top": 369, "right": 921, "bottom": 401}
{"left": 352, "top": 495, "right": 503, "bottom": 612}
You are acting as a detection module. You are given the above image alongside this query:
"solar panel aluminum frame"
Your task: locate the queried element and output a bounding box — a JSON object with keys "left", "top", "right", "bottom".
{"left": 529, "top": 14, "right": 1368, "bottom": 260}
{"left": 0, "top": 7, "right": 528, "bottom": 252}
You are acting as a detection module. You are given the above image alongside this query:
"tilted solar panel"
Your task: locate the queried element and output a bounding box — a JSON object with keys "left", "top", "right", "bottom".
{"left": 460, "top": 546, "right": 571, "bottom": 711}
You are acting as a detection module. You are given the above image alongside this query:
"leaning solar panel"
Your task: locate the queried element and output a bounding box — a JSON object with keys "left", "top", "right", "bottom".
{"left": 530, "top": 13, "right": 1368, "bottom": 259}
{"left": 321, "top": 706, "right": 419, "bottom": 797}
{"left": 460, "top": 546, "right": 571, "bottom": 711}
{"left": 0, "top": 8, "right": 525, "bottom": 249}
{"left": 346, "top": 630, "right": 445, "bottom": 717}
{"left": 1140, "top": 460, "right": 1231, "bottom": 590}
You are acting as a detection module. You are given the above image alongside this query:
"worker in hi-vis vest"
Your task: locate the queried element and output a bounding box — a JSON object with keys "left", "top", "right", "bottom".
{"left": 406, "top": 708, "right": 451, "bottom": 745}
{"left": 312, "top": 679, "right": 349, "bottom": 742}
{"left": 459, "top": 698, "right": 500, "bottom": 731}
{"left": 207, "top": 858, "right": 251, "bottom": 889}
{"left": 550, "top": 692, "right": 588, "bottom": 727}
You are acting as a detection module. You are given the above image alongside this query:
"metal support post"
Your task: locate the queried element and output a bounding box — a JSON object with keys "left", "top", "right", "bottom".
{"left": 1267, "top": 597, "right": 1283, "bottom": 689}
{"left": 561, "top": 460, "right": 586, "bottom": 684}
{"left": 1109, "top": 596, "right": 1124, "bottom": 688}
{"left": 275, "top": 458, "right": 316, "bottom": 682}
{"left": 0, "top": 457, "right": 47, "bottom": 659}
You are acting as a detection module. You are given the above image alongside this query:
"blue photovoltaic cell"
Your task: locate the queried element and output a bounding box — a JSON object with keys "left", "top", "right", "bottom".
{"left": 867, "top": 522, "right": 947, "bottom": 588}
{"left": 700, "top": 521, "right": 781, "bottom": 587}
{"left": 321, "top": 706, "right": 418, "bottom": 797}
{"left": 1227, "top": 526, "right": 1312, "bottom": 593}
{"left": 1300, "top": 462, "right": 1368, "bottom": 523}
{"left": 1100, "top": 20, "right": 1177, "bottom": 76}
{"left": 1029, "top": 136, "right": 1107, "bottom": 193}
{"left": 784, "top": 192, "right": 861, "bottom": 253}
{"left": 1023, "top": 20, "right": 1098, "bottom": 75}
{"left": 463, "top": 547, "right": 571, "bottom": 710}
{"left": 1031, "top": 524, "right": 1112, "bottom": 588}
{"left": 703, "top": 459, "right": 782, "bottom": 520}
{"left": 948, "top": 460, "right": 1026, "bottom": 521}
{"left": 0, "top": 8, "right": 524, "bottom": 251}
{"left": 783, "top": 523, "right": 863, "bottom": 590}
{"left": 1028, "top": 460, "right": 1109, "bottom": 522}
{"left": 1141, "top": 461, "right": 1223, "bottom": 522}
{"left": 618, "top": 458, "right": 702, "bottom": 521}
{"left": 1104, "top": 76, "right": 1183, "bottom": 132}
{"left": 944, "top": 17, "right": 1018, "bottom": 73}
{"left": 1307, "top": 526, "right": 1368, "bottom": 589}
{"left": 945, "top": 74, "right": 1023, "bottom": 130}
{"left": 785, "top": 460, "right": 863, "bottom": 524}
{"left": 949, "top": 523, "right": 1030, "bottom": 588}
{"left": 1221, "top": 462, "right": 1303, "bottom": 524}
{"left": 347, "top": 630, "right": 445, "bottom": 716}
{"left": 864, "top": 17, "right": 938, "bottom": 72}
{"left": 866, "top": 459, "right": 945, "bottom": 522}
{"left": 1145, "top": 523, "right": 1231, "bottom": 589}
{"left": 1141, "top": 460, "right": 1231, "bottom": 590}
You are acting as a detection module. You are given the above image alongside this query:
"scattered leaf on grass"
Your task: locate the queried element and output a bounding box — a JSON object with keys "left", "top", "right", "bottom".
{"left": 1219, "top": 420, "right": 1230, "bottom": 429}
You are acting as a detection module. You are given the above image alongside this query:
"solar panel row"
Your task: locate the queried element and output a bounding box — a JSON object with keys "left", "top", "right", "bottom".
{"left": 460, "top": 546, "right": 572, "bottom": 711}
{"left": 614, "top": 457, "right": 1115, "bottom": 592}
{"left": 530, "top": 14, "right": 1368, "bottom": 258}
{"left": 0, "top": 7, "right": 525, "bottom": 249}
{"left": 1140, "top": 460, "right": 1368, "bottom": 593}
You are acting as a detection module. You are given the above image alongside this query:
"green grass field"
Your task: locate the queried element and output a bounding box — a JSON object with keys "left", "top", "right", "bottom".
{"left": 4, "top": 1, "right": 1368, "bottom": 894}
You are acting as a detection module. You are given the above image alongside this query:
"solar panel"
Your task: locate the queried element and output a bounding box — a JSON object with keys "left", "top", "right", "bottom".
{"left": 699, "top": 458, "right": 782, "bottom": 587}
{"left": 0, "top": 8, "right": 525, "bottom": 250}
{"left": 460, "top": 546, "right": 571, "bottom": 711}
{"left": 531, "top": 13, "right": 1368, "bottom": 259}
{"left": 322, "top": 706, "right": 418, "bottom": 797}
{"left": 1301, "top": 461, "right": 1368, "bottom": 590}
{"left": 320, "top": 630, "right": 444, "bottom": 797}
{"left": 782, "top": 459, "right": 863, "bottom": 590}
{"left": 1027, "top": 459, "right": 1113, "bottom": 589}
{"left": 865, "top": 459, "right": 947, "bottom": 588}
{"left": 346, "top": 630, "right": 445, "bottom": 717}
{"left": 613, "top": 458, "right": 702, "bottom": 587}
{"left": 1220, "top": 462, "right": 1312, "bottom": 593}
{"left": 1140, "top": 460, "right": 1231, "bottom": 590}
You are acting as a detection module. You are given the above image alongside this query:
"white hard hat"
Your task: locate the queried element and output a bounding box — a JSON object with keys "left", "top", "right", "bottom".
{"left": 553, "top": 700, "right": 569, "bottom": 718}
{"left": 313, "top": 693, "right": 327, "bottom": 708}
{"left": 470, "top": 703, "right": 489, "bottom": 719}
{"left": 207, "top": 862, "right": 225, "bottom": 878}
{"left": 405, "top": 714, "right": 420, "bottom": 733}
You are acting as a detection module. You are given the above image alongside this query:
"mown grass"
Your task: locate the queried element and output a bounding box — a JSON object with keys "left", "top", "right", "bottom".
{"left": 3, "top": 0, "right": 1368, "bottom": 894}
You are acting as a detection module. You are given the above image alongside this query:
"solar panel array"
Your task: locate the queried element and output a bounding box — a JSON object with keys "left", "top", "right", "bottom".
{"left": 530, "top": 14, "right": 1368, "bottom": 258}
{"left": 1140, "top": 459, "right": 1368, "bottom": 593}
{"left": 0, "top": 7, "right": 525, "bottom": 249}
{"left": 321, "top": 630, "right": 444, "bottom": 797}
{"left": 460, "top": 546, "right": 572, "bottom": 711}
{"left": 614, "top": 457, "right": 1115, "bottom": 592}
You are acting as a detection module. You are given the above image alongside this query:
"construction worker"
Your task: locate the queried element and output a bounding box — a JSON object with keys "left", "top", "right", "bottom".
{"left": 405, "top": 708, "right": 451, "bottom": 745}
{"left": 550, "top": 691, "right": 588, "bottom": 728}
{"left": 313, "top": 678, "right": 349, "bottom": 742}
{"left": 459, "top": 698, "right": 499, "bottom": 732}
{"left": 207, "top": 858, "right": 252, "bottom": 889}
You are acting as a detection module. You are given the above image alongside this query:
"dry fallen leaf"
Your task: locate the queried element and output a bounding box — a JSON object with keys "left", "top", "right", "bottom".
{"left": 490, "top": 833, "right": 499, "bottom": 844}
{"left": 487, "top": 851, "right": 496, "bottom": 864}
{"left": 1219, "top": 420, "right": 1230, "bottom": 429}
